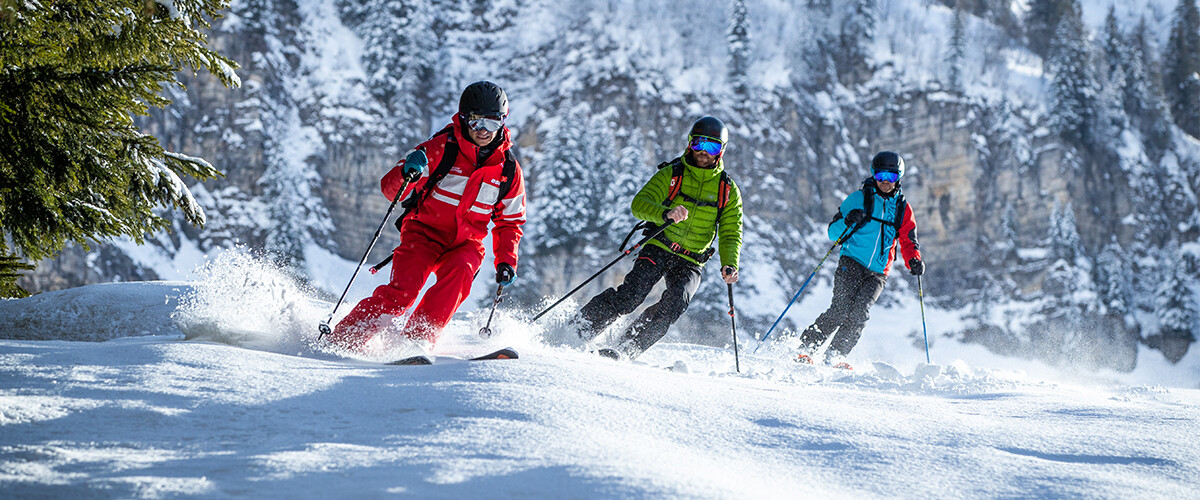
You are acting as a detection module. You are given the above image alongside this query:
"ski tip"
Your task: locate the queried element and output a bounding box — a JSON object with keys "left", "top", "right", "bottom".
{"left": 471, "top": 347, "right": 519, "bottom": 361}
{"left": 387, "top": 355, "right": 434, "bottom": 366}
{"left": 596, "top": 348, "right": 621, "bottom": 361}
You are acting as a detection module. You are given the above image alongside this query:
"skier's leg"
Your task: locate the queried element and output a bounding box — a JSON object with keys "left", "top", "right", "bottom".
{"left": 403, "top": 240, "right": 486, "bottom": 344}
{"left": 801, "top": 256, "right": 857, "bottom": 351}
{"left": 617, "top": 256, "right": 702, "bottom": 359}
{"left": 826, "top": 267, "right": 887, "bottom": 359}
{"left": 329, "top": 235, "right": 441, "bottom": 351}
{"left": 576, "top": 246, "right": 668, "bottom": 340}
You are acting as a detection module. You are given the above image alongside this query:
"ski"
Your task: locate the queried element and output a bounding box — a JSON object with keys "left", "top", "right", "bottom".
{"left": 386, "top": 347, "right": 519, "bottom": 366}
{"left": 388, "top": 355, "right": 434, "bottom": 366}
{"left": 468, "top": 347, "right": 519, "bottom": 361}
{"left": 596, "top": 348, "right": 622, "bottom": 361}
{"left": 796, "top": 353, "right": 853, "bottom": 371}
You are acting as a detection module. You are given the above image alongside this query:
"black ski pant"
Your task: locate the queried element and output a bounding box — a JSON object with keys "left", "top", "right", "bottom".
{"left": 801, "top": 255, "right": 887, "bottom": 357}
{"left": 577, "top": 244, "right": 702, "bottom": 358}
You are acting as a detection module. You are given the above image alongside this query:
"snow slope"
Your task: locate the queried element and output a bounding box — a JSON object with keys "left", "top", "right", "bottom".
{"left": 2, "top": 255, "right": 1199, "bottom": 498}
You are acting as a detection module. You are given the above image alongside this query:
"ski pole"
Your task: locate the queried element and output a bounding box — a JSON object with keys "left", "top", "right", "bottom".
{"left": 318, "top": 179, "right": 411, "bottom": 340}
{"left": 478, "top": 284, "right": 504, "bottom": 338}
{"left": 532, "top": 221, "right": 674, "bottom": 322}
{"left": 918, "top": 274, "right": 930, "bottom": 363}
{"left": 753, "top": 224, "right": 858, "bottom": 353}
{"left": 727, "top": 283, "right": 740, "bottom": 373}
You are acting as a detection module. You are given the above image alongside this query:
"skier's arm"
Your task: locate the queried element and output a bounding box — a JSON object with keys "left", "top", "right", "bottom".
{"left": 897, "top": 202, "right": 922, "bottom": 266}
{"left": 827, "top": 191, "right": 863, "bottom": 242}
{"left": 381, "top": 136, "right": 445, "bottom": 201}
{"left": 718, "top": 180, "right": 743, "bottom": 269}
{"left": 630, "top": 167, "right": 675, "bottom": 224}
{"left": 491, "top": 163, "right": 526, "bottom": 270}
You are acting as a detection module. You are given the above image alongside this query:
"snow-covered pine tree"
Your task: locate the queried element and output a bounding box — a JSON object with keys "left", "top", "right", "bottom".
{"left": 835, "top": 0, "right": 877, "bottom": 87}
{"left": 0, "top": 255, "right": 34, "bottom": 299}
{"left": 1040, "top": 199, "right": 1100, "bottom": 366}
{"left": 1049, "top": 200, "right": 1083, "bottom": 264}
{"left": 1046, "top": 4, "right": 1099, "bottom": 148}
{"left": 0, "top": 0, "right": 239, "bottom": 297}
{"left": 1126, "top": 17, "right": 1174, "bottom": 159}
{"left": 1095, "top": 240, "right": 1131, "bottom": 318}
{"left": 259, "top": 111, "right": 326, "bottom": 274}
{"left": 1153, "top": 244, "right": 1198, "bottom": 363}
{"left": 945, "top": 0, "right": 968, "bottom": 93}
{"left": 602, "top": 131, "right": 648, "bottom": 247}
{"left": 1025, "top": 0, "right": 1074, "bottom": 60}
{"left": 787, "top": 2, "right": 837, "bottom": 92}
{"left": 336, "top": 0, "right": 438, "bottom": 142}
{"left": 1094, "top": 8, "right": 1128, "bottom": 150}
{"left": 578, "top": 116, "right": 624, "bottom": 258}
{"left": 232, "top": 0, "right": 319, "bottom": 275}
{"left": 525, "top": 107, "right": 591, "bottom": 295}
{"left": 1100, "top": 6, "right": 1123, "bottom": 83}
{"left": 1164, "top": 0, "right": 1200, "bottom": 138}
{"left": 727, "top": 0, "right": 752, "bottom": 99}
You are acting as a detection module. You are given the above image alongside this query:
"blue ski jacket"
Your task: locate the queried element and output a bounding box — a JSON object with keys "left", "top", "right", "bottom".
{"left": 827, "top": 181, "right": 922, "bottom": 276}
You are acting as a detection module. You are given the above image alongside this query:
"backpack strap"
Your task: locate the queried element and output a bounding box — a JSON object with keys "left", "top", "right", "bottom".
{"left": 642, "top": 159, "right": 730, "bottom": 264}
{"left": 716, "top": 171, "right": 731, "bottom": 219}
{"left": 893, "top": 193, "right": 907, "bottom": 231}
{"left": 662, "top": 159, "right": 685, "bottom": 203}
{"left": 860, "top": 179, "right": 910, "bottom": 255}
{"left": 492, "top": 149, "right": 519, "bottom": 213}
{"left": 860, "top": 178, "right": 876, "bottom": 224}
{"left": 397, "top": 125, "right": 458, "bottom": 229}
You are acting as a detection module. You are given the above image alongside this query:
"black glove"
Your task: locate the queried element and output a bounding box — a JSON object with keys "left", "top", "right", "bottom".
{"left": 496, "top": 262, "right": 516, "bottom": 286}
{"left": 908, "top": 258, "right": 925, "bottom": 276}
{"left": 845, "top": 209, "right": 867, "bottom": 226}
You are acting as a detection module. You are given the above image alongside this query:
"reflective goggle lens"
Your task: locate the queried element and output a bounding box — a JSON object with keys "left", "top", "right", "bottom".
{"left": 874, "top": 171, "right": 900, "bottom": 183}
{"left": 467, "top": 114, "right": 504, "bottom": 132}
{"left": 689, "top": 136, "right": 723, "bottom": 156}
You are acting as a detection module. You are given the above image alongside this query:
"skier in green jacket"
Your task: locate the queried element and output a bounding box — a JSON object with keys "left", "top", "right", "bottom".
{"left": 574, "top": 116, "right": 744, "bottom": 360}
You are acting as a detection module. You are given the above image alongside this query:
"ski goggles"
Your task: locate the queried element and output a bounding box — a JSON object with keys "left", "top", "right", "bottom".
{"left": 689, "top": 135, "right": 724, "bottom": 156}
{"left": 466, "top": 113, "right": 505, "bottom": 132}
{"left": 873, "top": 171, "right": 900, "bottom": 183}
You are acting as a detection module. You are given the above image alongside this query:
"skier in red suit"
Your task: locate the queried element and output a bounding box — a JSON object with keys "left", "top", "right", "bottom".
{"left": 327, "top": 81, "right": 526, "bottom": 351}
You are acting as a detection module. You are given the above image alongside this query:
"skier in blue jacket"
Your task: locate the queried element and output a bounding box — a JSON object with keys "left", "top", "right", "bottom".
{"left": 798, "top": 151, "right": 924, "bottom": 369}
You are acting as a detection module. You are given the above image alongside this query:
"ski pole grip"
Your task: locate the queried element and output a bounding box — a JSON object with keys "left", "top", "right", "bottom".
{"left": 628, "top": 221, "right": 673, "bottom": 254}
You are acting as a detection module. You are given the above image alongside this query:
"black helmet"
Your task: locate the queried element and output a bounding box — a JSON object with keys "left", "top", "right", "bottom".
{"left": 459, "top": 81, "right": 509, "bottom": 118}
{"left": 689, "top": 116, "right": 729, "bottom": 144}
{"left": 871, "top": 151, "right": 905, "bottom": 177}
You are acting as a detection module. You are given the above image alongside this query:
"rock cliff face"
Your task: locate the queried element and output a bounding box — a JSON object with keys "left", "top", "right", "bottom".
{"left": 19, "top": 1, "right": 1197, "bottom": 370}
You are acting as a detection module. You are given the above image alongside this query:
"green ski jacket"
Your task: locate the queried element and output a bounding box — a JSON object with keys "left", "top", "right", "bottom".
{"left": 630, "top": 154, "right": 743, "bottom": 267}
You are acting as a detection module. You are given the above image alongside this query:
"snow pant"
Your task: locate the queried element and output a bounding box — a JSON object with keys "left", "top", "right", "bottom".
{"left": 577, "top": 244, "right": 702, "bottom": 359}
{"left": 328, "top": 223, "right": 485, "bottom": 351}
{"left": 801, "top": 255, "right": 887, "bottom": 358}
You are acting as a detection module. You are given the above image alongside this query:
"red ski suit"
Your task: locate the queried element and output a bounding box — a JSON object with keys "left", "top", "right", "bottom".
{"left": 329, "top": 116, "right": 526, "bottom": 349}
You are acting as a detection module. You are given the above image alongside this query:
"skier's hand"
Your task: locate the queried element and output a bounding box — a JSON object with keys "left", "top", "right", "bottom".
{"left": 908, "top": 258, "right": 925, "bottom": 276}
{"left": 496, "top": 262, "right": 516, "bottom": 286}
{"left": 722, "top": 265, "right": 739, "bottom": 284}
{"left": 402, "top": 150, "right": 427, "bottom": 181}
{"left": 664, "top": 206, "right": 689, "bottom": 223}
{"left": 845, "top": 209, "right": 866, "bottom": 226}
